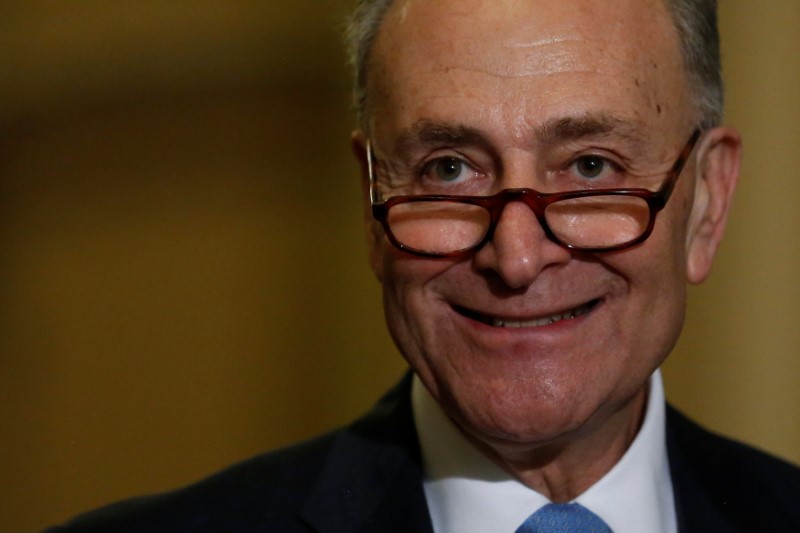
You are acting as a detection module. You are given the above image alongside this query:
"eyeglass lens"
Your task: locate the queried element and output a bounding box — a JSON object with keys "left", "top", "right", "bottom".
{"left": 385, "top": 194, "right": 652, "bottom": 255}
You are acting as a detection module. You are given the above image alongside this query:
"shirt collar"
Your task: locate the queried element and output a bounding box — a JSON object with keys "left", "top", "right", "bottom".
{"left": 412, "top": 371, "right": 677, "bottom": 533}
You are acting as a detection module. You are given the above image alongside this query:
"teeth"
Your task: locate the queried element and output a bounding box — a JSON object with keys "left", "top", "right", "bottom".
{"left": 487, "top": 301, "right": 594, "bottom": 329}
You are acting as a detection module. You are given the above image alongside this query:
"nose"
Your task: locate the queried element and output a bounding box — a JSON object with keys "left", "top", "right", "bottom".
{"left": 472, "top": 201, "right": 572, "bottom": 289}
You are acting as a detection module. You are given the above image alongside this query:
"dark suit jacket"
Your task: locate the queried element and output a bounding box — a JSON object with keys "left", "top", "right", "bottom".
{"left": 46, "top": 374, "right": 800, "bottom": 532}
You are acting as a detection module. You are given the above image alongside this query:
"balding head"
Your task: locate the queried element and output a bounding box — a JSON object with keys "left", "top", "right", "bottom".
{"left": 345, "top": 0, "right": 722, "bottom": 133}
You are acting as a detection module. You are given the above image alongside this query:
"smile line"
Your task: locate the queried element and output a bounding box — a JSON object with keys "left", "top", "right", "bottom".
{"left": 454, "top": 299, "right": 601, "bottom": 329}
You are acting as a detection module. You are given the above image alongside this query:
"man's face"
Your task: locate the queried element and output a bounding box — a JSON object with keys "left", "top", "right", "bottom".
{"left": 360, "top": 0, "right": 728, "bottom": 450}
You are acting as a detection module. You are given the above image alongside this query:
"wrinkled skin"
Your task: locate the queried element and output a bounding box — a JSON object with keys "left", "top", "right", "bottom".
{"left": 352, "top": 0, "right": 741, "bottom": 499}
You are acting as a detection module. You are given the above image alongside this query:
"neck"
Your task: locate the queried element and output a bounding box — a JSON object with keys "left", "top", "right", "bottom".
{"left": 414, "top": 375, "right": 650, "bottom": 502}
{"left": 464, "top": 388, "right": 647, "bottom": 501}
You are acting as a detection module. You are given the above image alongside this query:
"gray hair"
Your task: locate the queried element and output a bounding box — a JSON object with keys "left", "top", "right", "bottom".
{"left": 344, "top": 0, "right": 394, "bottom": 133}
{"left": 665, "top": 0, "right": 723, "bottom": 128}
{"left": 344, "top": 0, "right": 723, "bottom": 131}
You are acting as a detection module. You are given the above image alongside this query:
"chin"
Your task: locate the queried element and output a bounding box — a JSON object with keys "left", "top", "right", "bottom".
{"left": 438, "top": 374, "right": 595, "bottom": 446}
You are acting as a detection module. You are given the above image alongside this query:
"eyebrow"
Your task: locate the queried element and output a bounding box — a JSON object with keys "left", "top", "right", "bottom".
{"left": 535, "top": 114, "right": 644, "bottom": 145}
{"left": 393, "top": 120, "right": 489, "bottom": 158}
{"left": 390, "top": 113, "right": 646, "bottom": 157}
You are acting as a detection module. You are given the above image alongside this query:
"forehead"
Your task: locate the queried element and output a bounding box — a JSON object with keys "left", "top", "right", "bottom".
{"left": 369, "top": 0, "right": 691, "bottom": 144}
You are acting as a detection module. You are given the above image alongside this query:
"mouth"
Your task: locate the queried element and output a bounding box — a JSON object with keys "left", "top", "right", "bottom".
{"left": 453, "top": 299, "right": 601, "bottom": 329}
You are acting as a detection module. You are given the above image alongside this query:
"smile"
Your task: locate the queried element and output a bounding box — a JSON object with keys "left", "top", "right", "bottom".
{"left": 454, "top": 299, "right": 601, "bottom": 328}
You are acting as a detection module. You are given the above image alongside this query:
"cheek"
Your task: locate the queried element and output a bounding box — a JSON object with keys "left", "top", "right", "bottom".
{"left": 636, "top": 179, "right": 695, "bottom": 283}
{"left": 612, "top": 207, "right": 690, "bottom": 357}
{"left": 379, "top": 249, "right": 452, "bottom": 332}
{"left": 636, "top": 220, "right": 688, "bottom": 302}
{"left": 379, "top": 253, "right": 454, "bottom": 389}
{"left": 379, "top": 250, "right": 470, "bottom": 372}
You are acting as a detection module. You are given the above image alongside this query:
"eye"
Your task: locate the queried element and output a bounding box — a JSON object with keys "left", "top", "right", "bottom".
{"left": 573, "top": 155, "right": 606, "bottom": 178}
{"left": 434, "top": 157, "right": 467, "bottom": 182}
{"left": 416, "top": 154, "right": 490, "bottom": 194}
{"left": 569, "top": 154, "right": 618, "bottom": 181}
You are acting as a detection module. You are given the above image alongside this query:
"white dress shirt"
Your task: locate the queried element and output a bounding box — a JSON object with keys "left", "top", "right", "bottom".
{"left": 412, "top": 370, "right": 677, "bottom": 533}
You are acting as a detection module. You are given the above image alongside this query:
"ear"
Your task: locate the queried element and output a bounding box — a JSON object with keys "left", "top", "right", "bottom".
{"left": 685, "top": 126, "right": 742, "bottom": 284}
{"left": 351, "top": 130, "right": 385, "bottom": 283}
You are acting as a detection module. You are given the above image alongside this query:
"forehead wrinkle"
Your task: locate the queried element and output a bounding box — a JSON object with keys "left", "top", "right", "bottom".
{"left": 416, "top": 37, "right": 618, "bottom": 80}
{"left": 501, "top": 36, "right": 590, "bottom": 49}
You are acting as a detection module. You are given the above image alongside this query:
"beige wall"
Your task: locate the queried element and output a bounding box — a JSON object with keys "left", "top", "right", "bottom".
{"left": 1, "top": 2, "right": 797, "bottom": 531}
{"left": 664, "top": 0, "right": 800, "bottom": 460}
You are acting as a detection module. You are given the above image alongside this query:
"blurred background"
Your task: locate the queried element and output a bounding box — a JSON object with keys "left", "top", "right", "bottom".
{"left": 0, "top": 1, "right": 797, "bottom": 531}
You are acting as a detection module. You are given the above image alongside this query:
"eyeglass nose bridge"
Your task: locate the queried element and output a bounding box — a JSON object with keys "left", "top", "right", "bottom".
{"left": 478, "top": 187, "right": 566, "bottom": 249}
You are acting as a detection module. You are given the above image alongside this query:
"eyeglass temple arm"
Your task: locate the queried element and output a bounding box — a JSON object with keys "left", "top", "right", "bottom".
{"left": 658, "top": 129, "right": 703, "bottom": 200}
{"left": 365, "top": 140, "right": 382, "bottom": 204}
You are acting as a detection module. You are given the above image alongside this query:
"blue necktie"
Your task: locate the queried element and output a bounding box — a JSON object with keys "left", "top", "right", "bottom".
{"left": 515, "top": 503, "right": 612, "bottom": 533}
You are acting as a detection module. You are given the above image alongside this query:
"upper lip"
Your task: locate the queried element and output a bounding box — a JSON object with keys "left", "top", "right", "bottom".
{"left": 452, "top": 298, "right": 602, "bottom": 326}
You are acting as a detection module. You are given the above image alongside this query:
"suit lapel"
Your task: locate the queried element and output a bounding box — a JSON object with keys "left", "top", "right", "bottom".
{"left": 300, "top": 374, "right": 434, "bottom": 533}
{"left": 281, "top": 388, "right": 784, "bottom": 532}
{"left": 666, "top": 406, "right": 739, "bottom": 533}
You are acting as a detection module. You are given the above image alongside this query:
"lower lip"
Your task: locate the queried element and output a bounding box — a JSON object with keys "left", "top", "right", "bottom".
{"left": 453, "top": 299, "right": 601, "bottom": 334}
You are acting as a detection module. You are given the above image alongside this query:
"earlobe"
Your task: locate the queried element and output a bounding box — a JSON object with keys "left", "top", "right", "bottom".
{"left": 685, "top": 127, "right": 742, "bottom": 284}
{"left": 352, "top": 130, "right": 385, "bottom": 283}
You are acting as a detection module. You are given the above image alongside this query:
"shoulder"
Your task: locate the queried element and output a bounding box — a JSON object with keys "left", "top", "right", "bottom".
{"left": 667, "top": 405, "right": 800, "bottom": 487}
{"left": 667, "top": 405, "right": 800, "bottom": 530}
{"left": 45, "top": 375, "right": 420, "bottom": 533}
{"left": 44, "top": 431, "right": 340, "bottom": 533}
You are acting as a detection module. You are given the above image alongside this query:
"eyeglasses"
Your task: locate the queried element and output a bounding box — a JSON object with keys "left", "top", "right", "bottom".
{"left": 368, "top": 130, "right": 702, "bottom": 258}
